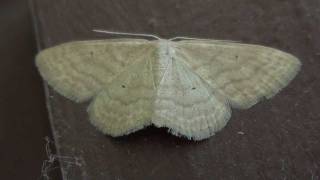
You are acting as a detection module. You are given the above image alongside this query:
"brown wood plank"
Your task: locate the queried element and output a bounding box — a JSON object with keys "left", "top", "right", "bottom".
{"left": 0, "top": 1, "right": 58, "bottom": 179}
{"left": 30, "top": 0, "right": 320, "bottom": 179}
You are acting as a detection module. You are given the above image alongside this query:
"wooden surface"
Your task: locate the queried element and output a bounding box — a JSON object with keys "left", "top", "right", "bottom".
{"left": 30, "top": 0, "right": 320, "bottom": 179}
{"left": 0, "top": 0, "right": 58, "bottom": 179}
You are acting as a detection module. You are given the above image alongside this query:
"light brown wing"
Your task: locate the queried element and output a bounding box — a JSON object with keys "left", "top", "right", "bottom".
{"left": 174, "top": 40, "right": 301, "bottom": 109}
{"left": 36, "top": 39, "right": 157, "bottom": 102}
{"left": 152, "top": 57, "right": 231, "bottom": 140}
{"left": 88, "top": 57, "right": 155, "bottom": 136}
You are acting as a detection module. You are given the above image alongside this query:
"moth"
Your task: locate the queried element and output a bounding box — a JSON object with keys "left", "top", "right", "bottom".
{"left": 36, "top": 31, "right": 301, "bottom": 140}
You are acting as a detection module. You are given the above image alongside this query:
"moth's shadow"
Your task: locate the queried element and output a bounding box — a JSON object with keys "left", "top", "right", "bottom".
{"left": 111, "top": 125, "right": 207, "bottom": 145}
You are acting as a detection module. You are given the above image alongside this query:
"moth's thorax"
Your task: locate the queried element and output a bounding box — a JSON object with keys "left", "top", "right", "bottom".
{"left": 158, "top": 40, "right": 176, "bottom": 58}
{"left": 151, "top": 40, "right": 175, "bottom": 88}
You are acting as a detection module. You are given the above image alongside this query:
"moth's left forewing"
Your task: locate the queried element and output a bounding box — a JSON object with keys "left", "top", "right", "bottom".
{"left": 37, "top": 39, "right": 159, "bottom": 136}
{"left": 36, "top": 39, "right": 155, "bottom": 102}
{"left": 174, "top": 40, "right": 301, "bottom": 109}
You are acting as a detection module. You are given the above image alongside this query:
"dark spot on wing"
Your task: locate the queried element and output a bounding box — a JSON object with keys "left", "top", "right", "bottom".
{"left": 121, "top": 85, "right": 126, "bottom": 88}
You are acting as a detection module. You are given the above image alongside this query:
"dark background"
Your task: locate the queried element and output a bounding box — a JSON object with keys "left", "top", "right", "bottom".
{"left": 0, "top": 0, "right": 56, "bottom": 179}
{"left": 1, "top": 0, "right": 320, "bottom": 179}
{"left": 32, "top": 0, "right": 320, "bottom": 179}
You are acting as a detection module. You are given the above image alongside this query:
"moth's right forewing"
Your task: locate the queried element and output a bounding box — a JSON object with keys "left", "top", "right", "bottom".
{"left": 174, "top": 41, "right": 301, "bottom": 109}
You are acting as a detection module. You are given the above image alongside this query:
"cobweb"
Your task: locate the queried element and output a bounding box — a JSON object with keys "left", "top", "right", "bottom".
{"left": 39, "top": 137, "right": 82, "bottom": 180}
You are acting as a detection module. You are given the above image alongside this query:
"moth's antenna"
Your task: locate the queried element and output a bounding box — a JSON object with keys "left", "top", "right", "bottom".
{"left": 93, "top": 29, "right": 162, "bottom": 40}
{"left": 169, "top": 36, "right": 241, "bottom": 43}
{"left": 169, "top": 37, "right": 208, "bottom": 41}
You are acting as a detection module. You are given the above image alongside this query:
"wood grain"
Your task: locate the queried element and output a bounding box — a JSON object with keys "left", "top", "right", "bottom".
{"left": 30, "top": 0, "right": 320, "bottom": 179}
